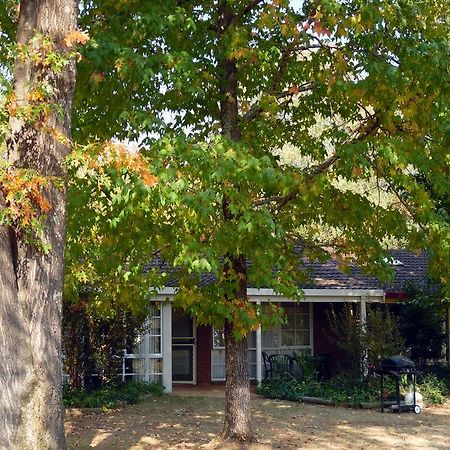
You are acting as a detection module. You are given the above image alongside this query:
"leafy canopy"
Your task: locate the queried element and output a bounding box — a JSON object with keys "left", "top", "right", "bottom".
{"left": 66, "top": 0, "right": 450, "bottom": 328}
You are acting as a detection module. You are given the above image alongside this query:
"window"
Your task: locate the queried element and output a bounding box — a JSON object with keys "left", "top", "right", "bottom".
{"left": 262, "top": 302, "right": 312, "bottom": 356}
{"left": 210, "top": 302, "right": 312, "bottom": 381}
{"left": 211, "top": 328, "right": 257, "bottom": 380}
{"left": 123, "top": 302, "right": 163, "bottom": 383}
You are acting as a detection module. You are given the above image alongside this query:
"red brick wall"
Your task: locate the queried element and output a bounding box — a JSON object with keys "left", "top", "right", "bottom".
{"left": 313, "top": 302, "right": 348, "bottom": 374}
{"left": 196, "top": 325, "right": 212, "bottom": 385}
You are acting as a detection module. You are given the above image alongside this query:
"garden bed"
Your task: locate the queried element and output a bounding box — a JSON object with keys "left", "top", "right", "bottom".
{"left": 63, "top": 381, "right": 164, "bottom": 409}
{"left": 256, "top": 372, "right": 450, "bottom": 408}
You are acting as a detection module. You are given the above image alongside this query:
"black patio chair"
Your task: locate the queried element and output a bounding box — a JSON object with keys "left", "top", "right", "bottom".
{"left": 269, "top": 354, "right": 297, "bottom": 380}
{"left": 262, "top": 351, "right": 273, "bottom": 380}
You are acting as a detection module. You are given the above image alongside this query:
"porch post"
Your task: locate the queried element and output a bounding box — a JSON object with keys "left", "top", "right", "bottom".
{"left": 360, "top": 297, "right": 368, "bottom": 377}
{"left": 162, "top": 301, "right": 173, "bottom": 393}
{"left": 256, "top": 300, "right": 262, "bottom": 383}
{"left": 144, "top": 317, "right": 150, "bottom": 382}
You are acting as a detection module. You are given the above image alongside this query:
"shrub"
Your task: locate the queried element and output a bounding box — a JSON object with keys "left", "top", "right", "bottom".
{"left": 326, "top": 304, "right": 405, "bottom": 373}
{"left": 63, "top": 381, "right": 164, "bottom": 409}
{"left": 418, "top": 374, "right": 450, "bottom": 405}
{"left": 398, "top": 283, "right": 447, "bottom": 367}
{"left": 292, "top": 352, "right": 317, "bottom": 382}
{"left": 424, "top": 363, "right": 450, "bottom": 391}
{"left": 362, "top": 307, "right": 405, "bottom": 367}
{"left": 256, "top": 375, "right": 384, "bottom": 406}
{"left": 257, "top": 372, "right": 449, "bottom": 406}
{"left": 63, "top": 296, "right": 147, "bottom": 389}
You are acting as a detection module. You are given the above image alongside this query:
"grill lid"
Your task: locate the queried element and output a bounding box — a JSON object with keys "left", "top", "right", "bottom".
{"left": 380, "top": 355, "right": 415, "bottom": 371}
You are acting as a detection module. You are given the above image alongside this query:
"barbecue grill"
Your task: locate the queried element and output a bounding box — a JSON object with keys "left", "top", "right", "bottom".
{"left": 377, "top": 355, "right": 421, "bottom": 414}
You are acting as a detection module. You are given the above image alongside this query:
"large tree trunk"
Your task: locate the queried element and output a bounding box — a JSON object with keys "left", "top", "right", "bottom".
{"left": 0, "top": 1, "right": 77, "bottom": 449}
{"left": 217, "top": 1, "right": 253, "bottom": 441}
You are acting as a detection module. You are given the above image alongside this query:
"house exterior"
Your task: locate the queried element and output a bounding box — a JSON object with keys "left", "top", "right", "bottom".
{"left": 121, "top": 250, "right": 429, "bottom": 392}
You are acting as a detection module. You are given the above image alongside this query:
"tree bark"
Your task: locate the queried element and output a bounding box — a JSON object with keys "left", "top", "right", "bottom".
{"left": 0, "top": 1, "right": 77, "bottom": 449}
{"left": 217, "top": 1, "right": 253, "bottom": 441}
{"left": 221, "top": 256, "right": 253, "bottom": 441}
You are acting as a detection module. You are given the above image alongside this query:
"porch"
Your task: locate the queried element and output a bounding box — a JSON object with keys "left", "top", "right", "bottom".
{"left": 122, "top": 288, "right": 384, "bottom": 392}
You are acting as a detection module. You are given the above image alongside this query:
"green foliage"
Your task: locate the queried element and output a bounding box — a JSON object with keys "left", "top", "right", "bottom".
{"left": 398, "top": 283, "right": 447, "bottom": 365}
{"left": 65, "top": 0, "right": 450, "bottom": 341}
{"left": 257, "top": 372, "right": 449, "bottom": 405}
{"left": 293, "top": 352, "right": 319, "bottom": 383}
{"left": 67, "top": 0, "right": 450, "bottom": 342}
{"left": 417, "top": 374, "right": 450, "bottom": 405}
{"left": 63, "top": 297, "right": 145, "bottom": 389}
{"left": 65, "top": 142, "right": 158, "bottom": 315}
{"left": 257, "top": 375, "right": 384, "bottom": 405}
{"left": 362, "top": 307, "right": 405, "bottom": 367}
{"left": 327, "top": 304, "right": 405, "bottom": 371}
{"left": 63, "top": 381, "right": 164, "bottom": 409}
{"left": 424, "top": 363, "right": 450, "bottom": 392}
{"left": 326, "top": 304, "right": 363, "bottom": 371}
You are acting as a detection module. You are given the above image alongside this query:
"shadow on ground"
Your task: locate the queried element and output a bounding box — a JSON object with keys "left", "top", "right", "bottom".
{"left": 65, "top": 393, "right": 450, "bottom": 449}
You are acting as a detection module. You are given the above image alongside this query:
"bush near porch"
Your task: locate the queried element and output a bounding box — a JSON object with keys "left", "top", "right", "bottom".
{"left": 63, "top": 381, "right": 164, "bottom": 409}
{"left": 256, "top": 371, "right": 450, "bottom": 406}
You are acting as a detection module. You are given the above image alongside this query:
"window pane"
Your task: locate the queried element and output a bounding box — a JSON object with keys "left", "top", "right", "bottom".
{"left": 247, "top": 331, "right": 256, "bottom": 348}
{"left": 149, "top": 374, "right": 162, "bottom": 384}
{"left": 150, "top": 318, "right": 161, "bottom": 335}
{"left": 281, "top": 312, "right": 295, "bottom": 329}
{"left": 149, "top": 358, "right": 162, "bottom": 374}
{"left": 211, "top": 349, "right": 225, "bottom": 380}
{"left": 249, "top": 363, "right": 256, "bottom": 378}
{"left": 133, "top": 335, "right": 146, "bottom": 354}
{"left": 296, "top": 314, "right": 309, "bottom": 329}
{"left": 295, "top": 330, "right": 310, "bottom": 346}
{"left": 262, "top": 329, "right": 279, "bottom": 348}
{"left": 148, "top": 303, "right": 161, "bottom": 317}
{"left": 173, "top": 313, "right": 193, "bottom": 338}
{"left": 149, "top": 336, "right": 161, "bottom": 354}
{"left": 281, "top": 330, "right": 295, "bottom": 347}
{"left": 130, "top": 358, "right": 145, "bottom": 374}
{"left": 213, "top": 328, "right": 225, "bottom": 348}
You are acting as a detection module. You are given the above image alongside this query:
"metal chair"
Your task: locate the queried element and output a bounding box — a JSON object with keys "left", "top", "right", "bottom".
{"left": 262, "top": 351, "right": 273, "bottom": 380}
{"left": 269, "top": 354, "right": 296, "bottom": 379}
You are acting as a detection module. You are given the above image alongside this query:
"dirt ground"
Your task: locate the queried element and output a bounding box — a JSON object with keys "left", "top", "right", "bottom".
{"left": 65, "top": 389, "right": 450, "bottom": 450}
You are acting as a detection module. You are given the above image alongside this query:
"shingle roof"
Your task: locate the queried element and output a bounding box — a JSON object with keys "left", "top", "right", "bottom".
{"left": 145, "top": 249, "right": 429, "bottom": 294}
{"left": 301, "top": 249, "right": 428, "bottom": 293}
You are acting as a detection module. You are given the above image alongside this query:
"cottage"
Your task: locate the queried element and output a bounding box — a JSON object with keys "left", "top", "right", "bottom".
{"left": 121, "top": 250, "right": 430, "bottom": 392}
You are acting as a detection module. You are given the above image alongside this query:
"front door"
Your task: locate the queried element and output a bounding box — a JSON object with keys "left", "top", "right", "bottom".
{"left": 172, "top": 310, "right": 196, "bottom": 383}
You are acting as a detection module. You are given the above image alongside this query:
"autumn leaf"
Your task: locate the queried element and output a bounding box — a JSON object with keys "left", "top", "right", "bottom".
{"left": 62, "top": 30, "right": 90, "bottom": 48}
{"left": 314, "top": 21, "right": 331, "bottom": 36}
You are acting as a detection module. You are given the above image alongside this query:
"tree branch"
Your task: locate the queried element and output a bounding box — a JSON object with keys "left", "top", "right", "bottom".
{"left": 253, "top": 113, "right": 383, "bottom": 210}
{"left": 235, "top": 0, "right": 265, "bottom": 22}
{"left": 252, "top": 154, "right": 340, "bottom": 208}
{"left": 241, "top": 82, "right": 313, "bottom": 122}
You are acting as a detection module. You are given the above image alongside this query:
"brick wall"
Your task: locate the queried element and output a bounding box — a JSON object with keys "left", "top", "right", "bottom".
{"left": 313, "top": 302, "right": 348, "bottom": 375}
{"left": 196, "top": 324, "right": 212, "bottom": 384}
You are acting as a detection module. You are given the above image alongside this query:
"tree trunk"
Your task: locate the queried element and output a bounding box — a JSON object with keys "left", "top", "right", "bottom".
{"left": 221, "top": 256, "right": 253, "bottom": 441}
{"left": 0, "top": 1, "right": 77, "bottom": 449}
{"left": 222, "top": 320, "right": 252, "bottom": 440}
{"left": 217, "top": 1, "right": 253, "bottom": 441}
